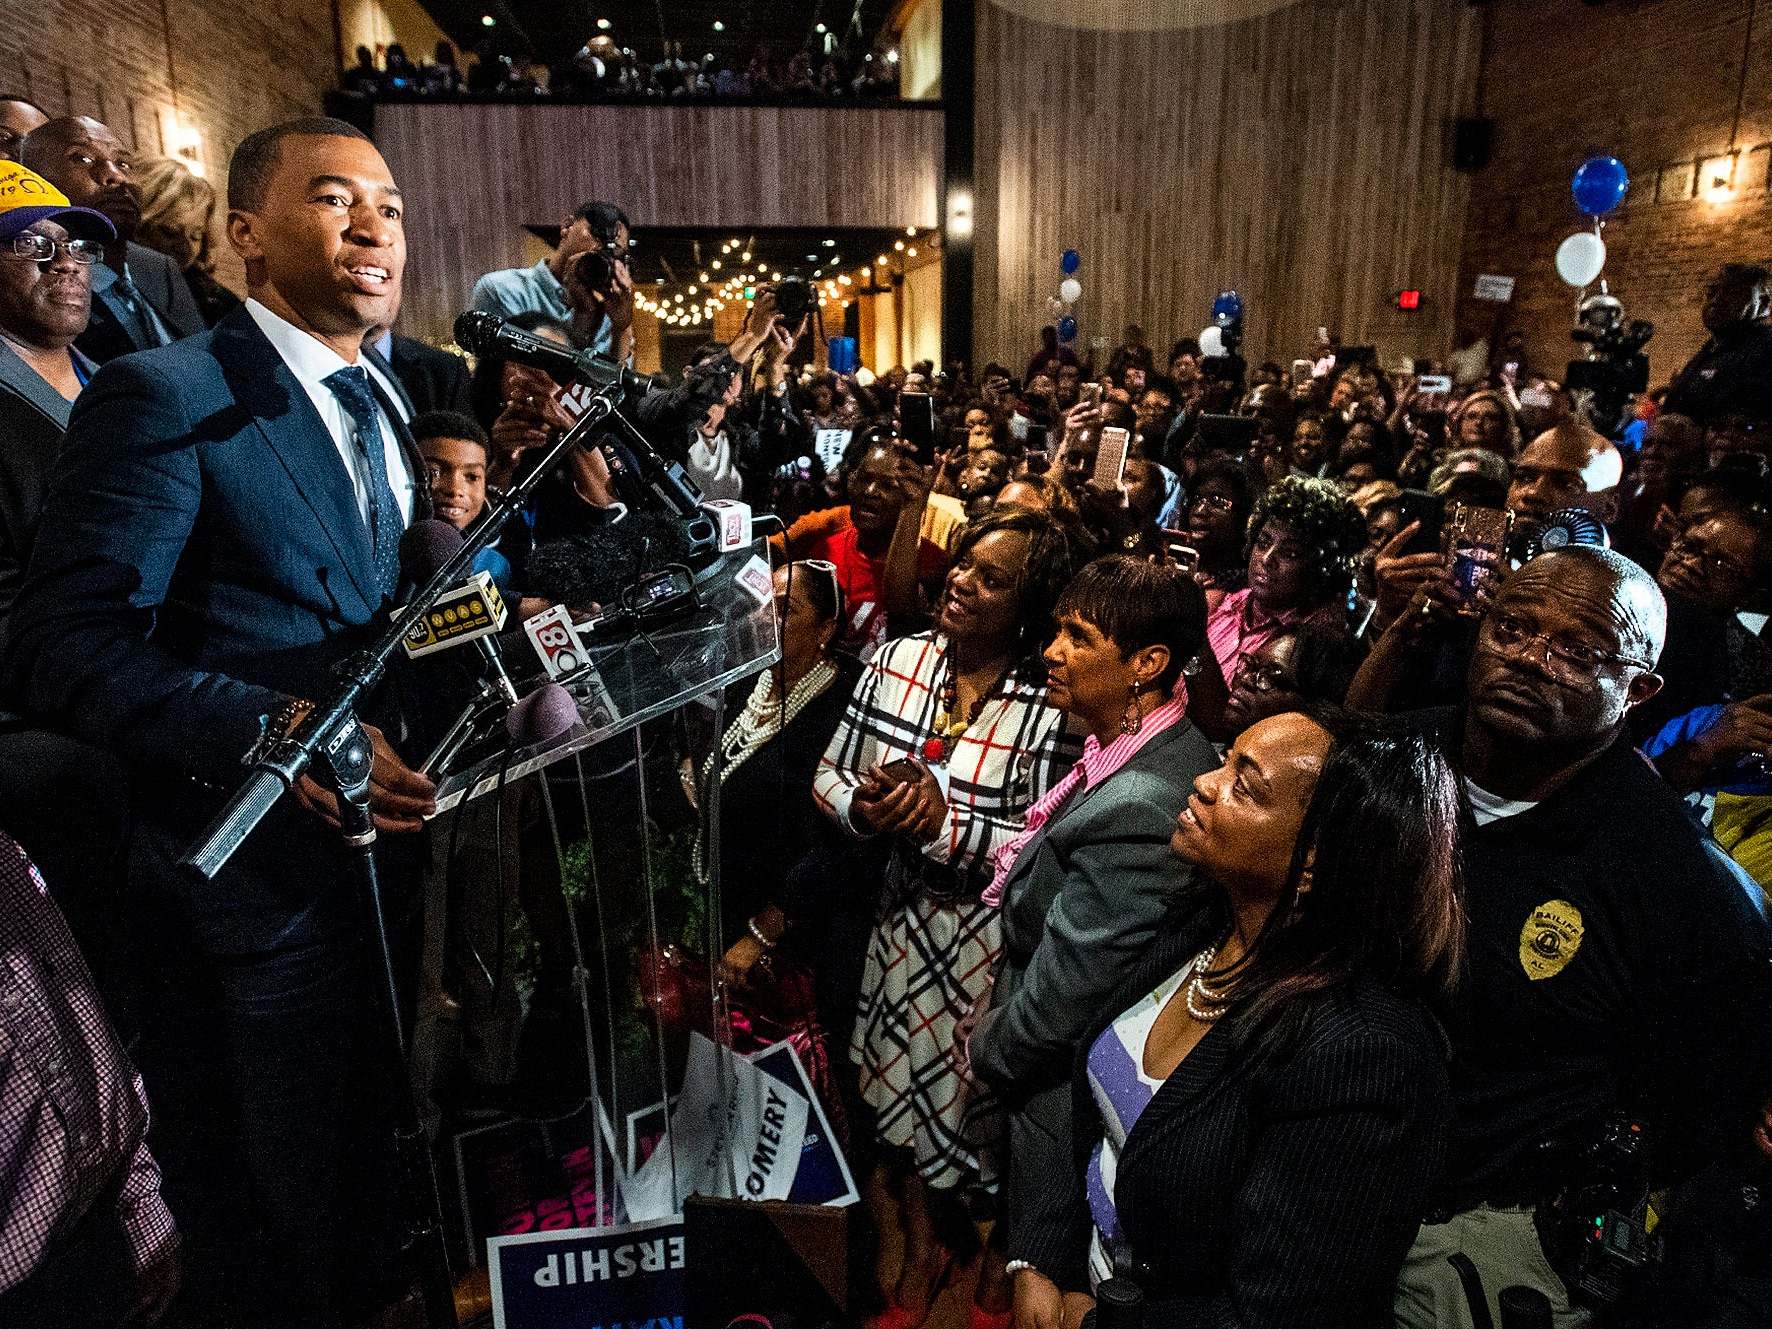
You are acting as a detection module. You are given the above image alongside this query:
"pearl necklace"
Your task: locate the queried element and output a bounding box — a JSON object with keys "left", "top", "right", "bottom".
{"left": 1184, "top": 941, "right": 1237, "bottom": 1021}
{"left": 691, "top": 659, "right": 838, "bottom": 884}
{"left": 709, "top": 658, "right": 838, "bottom": 787}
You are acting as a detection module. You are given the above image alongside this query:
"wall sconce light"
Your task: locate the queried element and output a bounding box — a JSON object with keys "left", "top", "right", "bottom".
{"left": 159, "top": 109, "right": 206, "bottom": 177}
{"left": 1702, "top": 151, "right": 1739, "bottom": 203}
{"left": 947, "top": 189, "right": 974, "bottom": 239}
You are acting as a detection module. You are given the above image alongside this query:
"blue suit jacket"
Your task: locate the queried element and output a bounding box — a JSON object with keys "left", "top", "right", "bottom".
{"left": 5, "top": 306, "right": 431, "bottom": 953}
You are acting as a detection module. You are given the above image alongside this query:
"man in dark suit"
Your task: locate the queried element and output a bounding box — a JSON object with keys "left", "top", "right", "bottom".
{"left": 21, "top": 116, "right": 205, "bottom": 364}
{"left": 7, "top": 116, "right": 436, "bottom": 1328}
{"left": 369, "top": 321, "right": 472, "bottom": 414}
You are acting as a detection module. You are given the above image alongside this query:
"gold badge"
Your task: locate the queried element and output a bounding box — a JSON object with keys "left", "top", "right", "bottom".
{"left": 1519, "top": 899, "right": 1585, "bottom": 981}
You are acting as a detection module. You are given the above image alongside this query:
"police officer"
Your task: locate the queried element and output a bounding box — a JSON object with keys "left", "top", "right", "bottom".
{"left": 1390, "top": 548, "right": 1772, "bottom": 1328}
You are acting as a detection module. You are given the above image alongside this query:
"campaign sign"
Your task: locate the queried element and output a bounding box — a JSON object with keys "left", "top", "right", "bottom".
{"left": 452, "top": 1099, "right": 625, "bottom": 1267}
{"left": 489, "top": 1214, "right": 685, "bottom": 1329}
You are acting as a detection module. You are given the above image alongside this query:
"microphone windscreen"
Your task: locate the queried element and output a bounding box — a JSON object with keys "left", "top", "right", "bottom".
{"left": 506, "top": 682, "right": 579, "bottom": 746}
{"left": 525, "top": 513, "right": 694, "bottom": 608}
{"left": 399, "top": 518, "right": 466, "bottom": 586}
{"left": 454, "top": 310, "right": 498, "bottom": 355}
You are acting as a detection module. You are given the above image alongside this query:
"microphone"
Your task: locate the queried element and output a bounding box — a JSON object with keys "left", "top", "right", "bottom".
{"left": 397, "top": 518, "right": 517, "bottom": 704}
{"left": 524, "top": 512, "right": 697, "bottom": 610}
{"left": 505, "top": 682, "right": 579, "bottom": 747}
{"left": 454, "top": 310, "right": 649, "bottom": 396}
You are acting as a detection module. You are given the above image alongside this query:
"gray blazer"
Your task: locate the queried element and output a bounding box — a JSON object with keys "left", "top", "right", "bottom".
{"left": 970, "top": 716, "right": 1217, "bottom": 1250}
{"left": 972, "top": 715, "right": 1218, "bottom": 1093}
{"left": 0, "top": 340, "right": 93, "bottom": 630}
{"left": 76, "top": 243, "right": 206, "bottom": 365}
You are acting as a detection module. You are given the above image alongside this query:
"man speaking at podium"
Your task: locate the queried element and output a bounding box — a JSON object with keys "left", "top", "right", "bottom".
{"left": 5, "top": 117, "right": 437, "bottom": 1327}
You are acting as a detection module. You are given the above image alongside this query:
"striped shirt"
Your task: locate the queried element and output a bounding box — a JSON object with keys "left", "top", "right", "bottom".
{"left": 814, "top": 632, "right": 1078, "bottom": 878}
{"left": 983, "top": 693, "right": 1188, "bottom": 906}
{"left": 1205, "top": 588, "right": 1301, "bottom": 683}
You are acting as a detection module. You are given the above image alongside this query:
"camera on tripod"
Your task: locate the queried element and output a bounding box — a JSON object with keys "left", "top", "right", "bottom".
{"left": 1565, "top": 294, "right": 1654, "bottom": 436}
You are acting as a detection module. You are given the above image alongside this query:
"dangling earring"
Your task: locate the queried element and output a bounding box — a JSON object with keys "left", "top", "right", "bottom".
{"left": 1121, "top": 686, "right": 1144, "bottom": 735}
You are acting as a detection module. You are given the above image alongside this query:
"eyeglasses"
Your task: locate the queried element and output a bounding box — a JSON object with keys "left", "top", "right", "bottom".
{"left": 1234, "top": 658, "right": 1295, "bottom": 694}
{"left": 1480, "top": 609, "right": 1653, "bottom": 681}
{"left": 7, "top": 234, "right": 105, "bottom": 264}
{"left": 1190, "top": 492, "right": 1236, "bottom": 513}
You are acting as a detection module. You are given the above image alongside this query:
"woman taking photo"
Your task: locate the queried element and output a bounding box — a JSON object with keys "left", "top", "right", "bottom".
{"left": 1011, "top": 710, "right": 1464, "bottom": 1329}
{"left": 814, "top": 507, "right": 1080, "bottom": 1324}
{"left": 966, "top": 556, "right": 1219, "bottom": 1321}
{"left": 1205, "top": 475, "right": 1366, "bottom": 683}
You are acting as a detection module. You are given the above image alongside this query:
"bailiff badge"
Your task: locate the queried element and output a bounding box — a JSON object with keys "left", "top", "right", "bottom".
{"left": 1519, "top": 899, "right": 1585, "bottom": 981}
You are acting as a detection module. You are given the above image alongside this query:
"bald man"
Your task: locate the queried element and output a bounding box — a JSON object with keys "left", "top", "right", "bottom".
{"left": 1506, "top": 422, "right": 1624, "bottom": 527}
{"left": 20, "top": 116, "right": 203, "bottom": 362}
{"left": 0, "top": 95, "right": 47, "bottom": 161}
{"left": 1394, "top": 548, "right": 1772, "bottom": 1329}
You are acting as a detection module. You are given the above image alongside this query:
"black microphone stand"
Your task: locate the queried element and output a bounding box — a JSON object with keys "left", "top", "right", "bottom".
{"left": 179, "top": 378, "right": 645, "bottom": 1329}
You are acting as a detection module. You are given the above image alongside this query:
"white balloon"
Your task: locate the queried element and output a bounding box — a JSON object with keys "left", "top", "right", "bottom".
{"left": 1059, "top": 277, "right": 1083, "bottom": 304}
{"left": 1555, "top": 231, "right": 1607, "bottom": 288}
{"left": 1199, "top": 325, "right": 1226, "bottom": 357}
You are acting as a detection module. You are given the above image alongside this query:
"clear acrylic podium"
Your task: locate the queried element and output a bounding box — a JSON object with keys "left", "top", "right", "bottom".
{"left": 427, "top": 539, "right": 784, "bottom": 1248}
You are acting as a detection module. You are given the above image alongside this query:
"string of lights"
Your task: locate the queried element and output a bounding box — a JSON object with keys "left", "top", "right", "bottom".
{"left": 633, "top": 228, "right": 936, "bottom": 328}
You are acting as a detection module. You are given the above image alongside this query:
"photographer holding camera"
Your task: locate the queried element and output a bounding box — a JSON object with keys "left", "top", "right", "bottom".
{"left": 472, "top": 199, "right": 631, "bottom": 359}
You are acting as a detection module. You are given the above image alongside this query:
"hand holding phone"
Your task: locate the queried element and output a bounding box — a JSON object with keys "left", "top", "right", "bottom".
{"left": 1163, "top": 533, "right": 1200, "bottom": 576}
{"left": 899, "top": 391, "right": 937, "bottom": 465}
{"left": 1094, "top": 427, "right": 1131, "bottom": 489}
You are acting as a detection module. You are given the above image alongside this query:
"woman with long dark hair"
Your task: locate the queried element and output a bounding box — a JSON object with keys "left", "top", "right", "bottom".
{"left": 1010, "top": 710, "right": 1464, "bottom": 1329}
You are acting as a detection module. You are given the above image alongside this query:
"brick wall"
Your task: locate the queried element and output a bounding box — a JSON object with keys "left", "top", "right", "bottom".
{"left": 1458, "top": 0, "right": 1772, "bottom": 388}
{"left": 0, "top": 0, "right": 338, "bottom": 289}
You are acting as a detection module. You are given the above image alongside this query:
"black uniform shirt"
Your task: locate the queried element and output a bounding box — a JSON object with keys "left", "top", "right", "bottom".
{"left": 1417, "top": 710, "right": 1772, "bottom": 1209}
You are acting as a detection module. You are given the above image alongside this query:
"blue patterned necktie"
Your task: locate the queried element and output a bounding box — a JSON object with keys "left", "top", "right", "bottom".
{"left": 322, "top": 365, "right": 403, "bottom": 598}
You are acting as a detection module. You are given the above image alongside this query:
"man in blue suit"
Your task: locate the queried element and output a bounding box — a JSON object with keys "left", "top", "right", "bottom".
{"left": 6, "top": 117, "right": 437, "bottom": 1327}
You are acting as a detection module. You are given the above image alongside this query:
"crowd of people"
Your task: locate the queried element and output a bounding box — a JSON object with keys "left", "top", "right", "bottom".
{"left": 337, "top": 33, "right": 907, "bottom": 103}
{"left": 0, "top": 93, "right": 1769, "bottom": 1329}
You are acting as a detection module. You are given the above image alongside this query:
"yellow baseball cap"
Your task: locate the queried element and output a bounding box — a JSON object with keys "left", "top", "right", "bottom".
{"left": 0, "top": 160, "right": 116, "bottom": 243}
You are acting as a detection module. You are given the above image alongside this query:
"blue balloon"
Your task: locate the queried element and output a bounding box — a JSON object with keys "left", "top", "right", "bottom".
{"left": 1572, "top": 156, "right": 1629, "bottom": 217}
{"left": 1060, "top": 248, "right": 1081, "bottom": 275}
{"left": 1211, "top": 290, "right": 1244, "bottom": 322}
{"left": 1057, "top": 315, "right": 1078, "bottom": 343}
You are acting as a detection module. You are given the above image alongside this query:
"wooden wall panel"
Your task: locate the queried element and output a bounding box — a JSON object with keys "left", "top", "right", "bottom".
{"left": 973, "top": 0, "right": 1483, "bottom": 369}
{"left": 377, "top": 103, "right": 944, "bottom": 342}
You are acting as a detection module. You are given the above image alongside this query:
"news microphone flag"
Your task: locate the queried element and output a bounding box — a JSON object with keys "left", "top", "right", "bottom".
{"left": 402, "top": 570, "right": 507, "bottom": 658}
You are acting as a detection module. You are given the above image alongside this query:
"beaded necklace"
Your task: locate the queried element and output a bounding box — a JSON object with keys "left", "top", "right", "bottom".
{"left": 924, "top": 650, "right": 1008, "bottom": 764}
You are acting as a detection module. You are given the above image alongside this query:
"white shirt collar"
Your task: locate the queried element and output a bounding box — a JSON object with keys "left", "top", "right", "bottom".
{"left": 244, "top": 297, "right": 361, "bottom": 387}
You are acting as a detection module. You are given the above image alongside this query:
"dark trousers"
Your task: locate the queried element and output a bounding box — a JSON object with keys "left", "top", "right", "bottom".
{"left": 0, "top": 726, "right": 135, "bottom": 1033}
{"left": 0, "top": 1182, "right": 135, "bottom": 1328}
{"left": 141, "top": 936, "right": 405, "bottom": 1329}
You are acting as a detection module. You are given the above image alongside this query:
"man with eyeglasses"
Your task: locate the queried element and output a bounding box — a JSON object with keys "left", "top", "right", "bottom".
{"left": 1393, "top": 547, "right": 1772, "bottom": 1329}
{"left": 18, "top": 116, "right": 203, "bottom": 364}
{"left": 0, "top": 161, "right": 112, "bottom": 620}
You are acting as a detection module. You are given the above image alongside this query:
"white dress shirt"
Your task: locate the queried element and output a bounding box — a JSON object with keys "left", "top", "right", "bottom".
{"left": 244, "top": 298, "right": 417, "bottom": 528}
